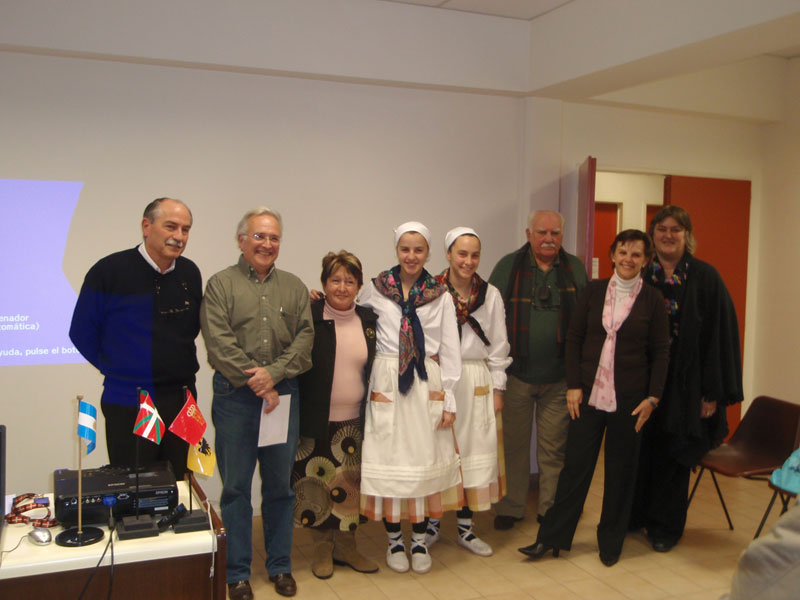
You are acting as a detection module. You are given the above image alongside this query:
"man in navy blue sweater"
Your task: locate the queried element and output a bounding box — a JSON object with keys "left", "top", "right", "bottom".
{"left": 70, "top": 198, "right": 202, "bottom": 478}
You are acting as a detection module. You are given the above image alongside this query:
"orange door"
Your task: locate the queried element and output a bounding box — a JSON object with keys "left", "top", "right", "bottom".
{"left": 593, "top": 202, "right": 619, "bottom": 280}
{"left": 664, "top": 175, "right": 750, "bottom": 433}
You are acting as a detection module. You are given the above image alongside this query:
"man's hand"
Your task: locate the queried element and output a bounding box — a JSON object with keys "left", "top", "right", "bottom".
{"left": 245, "top": 367, "right": 274, "bottom": 398}
{"left": 262, "top": 389, "right": 280, "bottom": 414}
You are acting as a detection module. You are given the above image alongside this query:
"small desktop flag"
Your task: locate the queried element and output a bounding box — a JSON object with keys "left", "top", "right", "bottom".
{"left": 78, "top": 399, "right": 97, "bottom": 454}
{"left": 168, "top": 388, "right": 207, "bottom": 446}
{"left": 133, "top": 389, "right": 165, "bottom": 444}
{"left": 187, "top": 437, "right": 216, "bottom": 476}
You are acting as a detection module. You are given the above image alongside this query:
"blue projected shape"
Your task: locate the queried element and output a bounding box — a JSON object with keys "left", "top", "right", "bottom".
{"left": 0, "top": 179, "right": 86, "bottom": 366}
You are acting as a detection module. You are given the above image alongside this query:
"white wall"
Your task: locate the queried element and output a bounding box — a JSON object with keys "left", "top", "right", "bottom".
{"left": 758, "top": 57, "right": 800, "bottom": 402}
{"left": 595, "top": 172, "right": 664, "bottom": 231}
{"left": 3, "top": 0, "right": 799, "bottom": 507}
{"left": 0, "top": 0, "right": 531, "bottom": 92}
{"left": 0, "top": 51, "right": 524, "bottom": 499}
{"left": 552, "top": 102, "right": 763, "bottom": 408}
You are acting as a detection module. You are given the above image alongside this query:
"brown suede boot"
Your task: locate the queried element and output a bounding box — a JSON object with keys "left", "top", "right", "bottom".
{"left": 310, "top": 528, "right": 335, "bottom": 579}
{"left": 332, "top": 529, "right": 379, "bottom": 573}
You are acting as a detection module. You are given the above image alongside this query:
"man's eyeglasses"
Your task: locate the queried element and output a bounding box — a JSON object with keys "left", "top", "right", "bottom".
{"left": 249, "top": 233, "right": 281, "bottom": 244}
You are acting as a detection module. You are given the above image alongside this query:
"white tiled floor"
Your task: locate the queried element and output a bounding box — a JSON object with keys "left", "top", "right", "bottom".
{"left": 244, "top": 465, "right": 787, "bottom": 599}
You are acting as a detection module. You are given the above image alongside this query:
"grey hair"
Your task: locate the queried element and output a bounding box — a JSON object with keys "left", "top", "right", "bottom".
{"left": 236, "top": 207, "right": 283, "bottom": 239}
{"left": 528, "top": 209, "right": 565, "bottom": 230}
{"left": 143, "top": 197, "right": 193, "bottom": 225}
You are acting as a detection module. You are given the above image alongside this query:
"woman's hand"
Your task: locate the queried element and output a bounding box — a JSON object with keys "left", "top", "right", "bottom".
{"left": 631, "top": 397, "right": 658, "bottom": 432}
{"left": 566, "top": 388, "right": 583, "bottom": 420}
{"left": 493, "top": 391, "right": 504, "bottom": 413}
{"left": 700, "top": 399, "right": 718, "bottom": 419}
{"left": 438, "top": 410, "right": 455, "bottom": 429}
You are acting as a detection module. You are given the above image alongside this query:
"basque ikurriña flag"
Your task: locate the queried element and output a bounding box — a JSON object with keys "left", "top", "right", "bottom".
{"left": 133, "top": 389, "right": 165, "bottom": 444}
{"left": 168, "top": 388, "right": 207, "bottom": 446}
{"left": 78, "top": 399, "right": 97, "bottom": 454}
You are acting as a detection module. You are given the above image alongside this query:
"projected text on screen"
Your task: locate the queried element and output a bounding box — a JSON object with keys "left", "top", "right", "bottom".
{"left": 0, "top": 179, "right": 86, "bottom": 366}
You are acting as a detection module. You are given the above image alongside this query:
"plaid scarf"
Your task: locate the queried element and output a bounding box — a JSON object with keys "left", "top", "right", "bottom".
{"left": 437, "top": 269, "right": 490, "bottom": 346}
{"left": 503, "top": 244, "right": 578, "bottom": 365}
{"left": 374, "top": 266, "right": 446, "bottom": 394}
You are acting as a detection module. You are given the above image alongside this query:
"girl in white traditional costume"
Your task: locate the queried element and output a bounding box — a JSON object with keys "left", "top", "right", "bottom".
{"left": 426, "top": 227, "right": 511, "bottom": 556}
{"left": 358, "top": 221, "right": 462, "bottom": 574}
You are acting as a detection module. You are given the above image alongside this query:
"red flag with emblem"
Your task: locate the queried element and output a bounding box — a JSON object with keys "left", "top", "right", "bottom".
{"left": 133, "top": 389, "right": 165, "bottom": 444}
{"left": 168, "top": 388, "right": 207, "bottom": 446}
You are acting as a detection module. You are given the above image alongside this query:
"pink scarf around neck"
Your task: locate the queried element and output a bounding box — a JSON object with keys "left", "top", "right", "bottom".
{"left": 587, "top": 275, "right": 643, "bottom": 413}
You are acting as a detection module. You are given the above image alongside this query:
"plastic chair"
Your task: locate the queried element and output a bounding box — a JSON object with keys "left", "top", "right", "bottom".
{"left": 687, "top": 396, "right": 800, "bottom": 538}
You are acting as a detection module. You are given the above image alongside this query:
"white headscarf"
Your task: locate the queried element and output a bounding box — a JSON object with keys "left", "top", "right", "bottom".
{"left": 394, "top": 221, "right": 431, "bottom": 247}
{"left": 444, "top": 226, "right": 480, "bottom": 253}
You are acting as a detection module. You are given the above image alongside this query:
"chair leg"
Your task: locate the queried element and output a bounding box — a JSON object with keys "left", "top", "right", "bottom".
{"left": 687, "top": 466, "right": 705, "bottom": 506}
{"left": 709, "top": 471, "right": 734, "bottom": 530}
{"left": 754, "top": 490, "right": 779, "bottom": 539}
{"left": 779, "top": 492, "right": 792, "bottom": 516}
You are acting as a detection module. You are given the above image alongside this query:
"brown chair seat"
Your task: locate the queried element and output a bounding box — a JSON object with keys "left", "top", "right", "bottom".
{"left": 688, "top": 395, "right": 800, "bottom": 537}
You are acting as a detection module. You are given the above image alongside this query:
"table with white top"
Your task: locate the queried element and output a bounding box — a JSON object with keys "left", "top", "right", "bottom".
{"left": 0, "top": 475, "right": 226, "bottom": 599}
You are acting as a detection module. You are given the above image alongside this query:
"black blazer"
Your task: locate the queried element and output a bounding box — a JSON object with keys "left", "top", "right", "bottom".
{"left": 565, "top": 278, "right": 669, "bottom": 400}
{"left": 298, "top": 299, "right": 378, "bottom": 438}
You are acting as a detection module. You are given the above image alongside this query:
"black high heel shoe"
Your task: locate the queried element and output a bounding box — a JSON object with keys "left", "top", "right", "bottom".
{"left": 599, "top": 552, "right": 619, "bottom": 567}
{"left": 518, "top": 542, "right": 559, "bottom": 559}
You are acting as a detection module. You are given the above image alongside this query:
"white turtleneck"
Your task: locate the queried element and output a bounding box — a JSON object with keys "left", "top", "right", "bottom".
{"left": 611, "top": 272, "right": 640, "bottom": 323}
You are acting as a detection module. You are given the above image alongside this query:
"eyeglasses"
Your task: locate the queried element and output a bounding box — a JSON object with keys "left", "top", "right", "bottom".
{"left": 249, "top": 233, "right": 281, "bottom": 244}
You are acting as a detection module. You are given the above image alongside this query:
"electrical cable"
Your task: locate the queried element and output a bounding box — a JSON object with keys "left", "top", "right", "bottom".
{"left": 76, "top": 528, "right": 113, "bottom": 600}
{"left": 0, "top": 532, "right": 25, "bottom": 565}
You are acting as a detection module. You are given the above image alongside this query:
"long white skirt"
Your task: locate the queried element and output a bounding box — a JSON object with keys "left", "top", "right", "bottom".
{"left": 454, "top": 359, "right": 499, "bottom": 489}
{"left": 360, "top": 354, "right": 462, "bottom": 519}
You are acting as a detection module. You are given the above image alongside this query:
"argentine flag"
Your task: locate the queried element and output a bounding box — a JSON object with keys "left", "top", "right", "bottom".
{"left": 78, "top": 399, "right": 97, "bottom": 454}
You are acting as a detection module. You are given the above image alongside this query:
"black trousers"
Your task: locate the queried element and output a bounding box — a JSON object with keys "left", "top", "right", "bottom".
{"left": 101, "top": 384, "right": 195, "bottom": 479}
{"left": 536, "top": 392, "right": 643, "bottom": 558}
{"left": 630, "top": 425, "right": 691, "bottom": 545}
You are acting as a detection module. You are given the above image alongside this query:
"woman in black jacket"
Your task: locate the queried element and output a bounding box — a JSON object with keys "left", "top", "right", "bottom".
{"left": 293, "top": 251, "right": 379, "bottom": 579}
{"left": 519, "top": 229, "right": 669, "bottom": 566}
{"left": 630, "top": 206, "right": 743, "bottom": 552}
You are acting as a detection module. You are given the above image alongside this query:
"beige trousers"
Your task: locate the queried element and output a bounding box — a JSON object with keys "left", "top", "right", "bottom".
{"left": 494, "top": 375, "right": 569, "bottom": 519}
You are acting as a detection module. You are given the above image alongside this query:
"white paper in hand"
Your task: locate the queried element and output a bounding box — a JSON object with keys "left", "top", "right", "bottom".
{"left": 258, "top": 394, "right": 291, "bottom": 447}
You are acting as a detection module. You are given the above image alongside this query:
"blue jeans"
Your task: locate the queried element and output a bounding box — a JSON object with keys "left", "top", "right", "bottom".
{"left": 212, "top": 372, "right": 299, "bottom": 583}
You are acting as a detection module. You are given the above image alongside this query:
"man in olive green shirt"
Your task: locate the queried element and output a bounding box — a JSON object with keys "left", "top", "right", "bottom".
{"left": 200, "top": 207, "right": 313, "bottom": 600}
{"left": 489, "top": 210, "right": 588, "bottom": 530}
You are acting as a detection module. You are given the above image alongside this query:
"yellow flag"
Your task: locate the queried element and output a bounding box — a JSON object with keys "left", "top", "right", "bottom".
{"left": 187, "top": 437, "right": 216, "bottom": 476}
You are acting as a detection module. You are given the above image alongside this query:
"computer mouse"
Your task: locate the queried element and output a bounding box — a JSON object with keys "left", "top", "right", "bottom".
{"left": 28, "top": 527, "right": 52, "bottom": 546}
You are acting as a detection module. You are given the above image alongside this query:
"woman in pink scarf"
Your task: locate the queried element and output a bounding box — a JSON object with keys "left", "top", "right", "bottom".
{"left": 518, "top": 229, "right": 669, "bottom": 567}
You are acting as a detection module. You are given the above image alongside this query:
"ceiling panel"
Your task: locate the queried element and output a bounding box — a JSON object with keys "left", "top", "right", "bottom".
{"left": 378, "top": 0, "right": 573, "bottom": 20}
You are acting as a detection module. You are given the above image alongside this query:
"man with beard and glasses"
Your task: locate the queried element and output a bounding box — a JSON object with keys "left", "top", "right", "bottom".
{"left": 489, "top": 210, "right": 588, "bottom": 530}
{"left": 70, "top": 197, "right": 202, "bottom": 478}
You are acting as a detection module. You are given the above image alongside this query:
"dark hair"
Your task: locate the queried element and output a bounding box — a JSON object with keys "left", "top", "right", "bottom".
{"left": 320, "top": 250, "right": 364, "bottom": 287}
{"left": 143, "top": 197, "right": 193, "bottom": 225}
{"left": 648, "top": 205, "right": 696, "bottom": 254}
{"left": 609, "top": 229, "right": 654, "bottom": 260}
